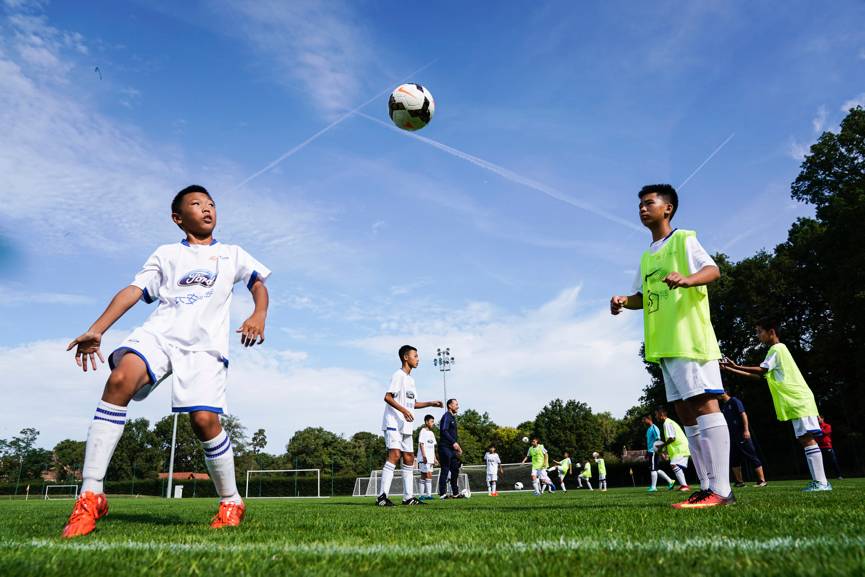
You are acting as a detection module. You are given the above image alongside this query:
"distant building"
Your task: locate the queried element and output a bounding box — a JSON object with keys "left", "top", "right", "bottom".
{"left": 158, "top": 472, "right": 210, "bottom": 481}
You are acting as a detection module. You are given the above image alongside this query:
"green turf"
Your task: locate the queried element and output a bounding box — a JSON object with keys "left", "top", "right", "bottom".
{"left": 1, "top": 480, "right": 863, "bottom": 577}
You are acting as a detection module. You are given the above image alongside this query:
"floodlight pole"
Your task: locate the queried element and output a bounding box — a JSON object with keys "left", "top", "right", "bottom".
{"left": 166, "top": 412, "right": 179, "bottom": 498}
{"left": 433, "top": 347, "right": 455, "bottom": 403}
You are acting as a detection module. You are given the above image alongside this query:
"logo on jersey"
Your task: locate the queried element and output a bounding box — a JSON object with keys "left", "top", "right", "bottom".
{"left": 178, "top": 269, "right": 218, "bottom": 288}
{"left": 406, "top": 391, "right": 416, "bottom": 399}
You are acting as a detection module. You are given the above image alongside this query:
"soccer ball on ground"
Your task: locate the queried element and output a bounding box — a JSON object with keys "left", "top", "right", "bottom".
{"left": 514, "top": 482, "right": 524, "bottom": 490}
{"left": 460, "top": 488, "right": 472, "bottom": 499}
{"left": 388, "top": 83, "right": 435, "bottom": 131}
{"left": 521, "top": 436, "right": 529, "bottom": 443}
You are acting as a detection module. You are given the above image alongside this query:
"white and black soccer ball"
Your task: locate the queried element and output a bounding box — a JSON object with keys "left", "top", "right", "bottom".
{"left": 514, "top": 481, "right": 524, "bottom": 490}
{"left": 522, "top": 436, "right": 529, "bottom": 443}
{"left": 460, "top": 488, "right": 472, "bottom": 499}
{"left": 388, "top": 83, "right": 435, "bottom": 131}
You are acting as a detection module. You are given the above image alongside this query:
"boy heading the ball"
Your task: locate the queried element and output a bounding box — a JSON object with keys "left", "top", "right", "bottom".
{"left": 376, "top": 345, "right": 443, "bottom": 507}
{"left": 612, "top": 184, "right": 732, "bottom": 508}
{"left": 63, "top": 185, "right": 271, "bottom": 538}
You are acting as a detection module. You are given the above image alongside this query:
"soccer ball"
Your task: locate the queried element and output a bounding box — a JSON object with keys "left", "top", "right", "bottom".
{"left": 592, "top": 451, "right": 600, "bottom": 459}
{"left": 460, "top": 488, "right": 472, "bottom": 499}
{"left": 388, "top": 83, "right": 435, "bottom": 131}
{"left": 514, "top": 482, "right": 524, "bottom": 490}
{"left": 522, "top": 436, "right": 529, "bottom": 443}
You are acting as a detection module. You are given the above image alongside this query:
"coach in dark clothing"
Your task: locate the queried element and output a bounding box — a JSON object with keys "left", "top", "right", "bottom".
{"left": 438, "top": 398, "right": 464, "bottom": 498}
{"left": 719, "top": 393, "right": 767, "bottom": 487}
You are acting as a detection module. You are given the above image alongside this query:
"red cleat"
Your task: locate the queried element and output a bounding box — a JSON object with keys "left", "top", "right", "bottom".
{"left": 210, "top": 501, "right": 245, "bottom": 528}
{"left": 677, "top": 484, "right": 691, "bottom": 492}
{"left": 62, "top": 491, "right": 109, "bottom": 538}
{"left": 672, "top": 490, "right": 736, "bottom": 509}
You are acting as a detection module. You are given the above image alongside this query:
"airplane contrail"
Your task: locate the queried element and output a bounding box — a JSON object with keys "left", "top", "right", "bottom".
{"left": 678, "top": 132, "right": 735, "bottom": 190}
{"left": 354, "top": 111, "right": 643, "bottom": 232}
{"left": 230, "top": 60, "right": 438, "bottom": 192}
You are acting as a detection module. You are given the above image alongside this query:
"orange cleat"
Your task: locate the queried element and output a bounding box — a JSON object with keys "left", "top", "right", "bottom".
{"left": 210, "top": 501, "right": 245, "bottom": 529}
{"left": 62, "top": 491, "right": 109, "bottom": 539}
{"left": 677, "top": 484, "right": 691, "bottom": 492}
{"left": 672, "top": 490, "right": 736, "bottom": 509}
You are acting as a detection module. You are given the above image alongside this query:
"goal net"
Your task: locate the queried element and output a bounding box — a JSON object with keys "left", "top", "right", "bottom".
{"left": 244, "top": 469, "right": 322, "bottom": 498}
{"left": 353, "top": 468, "right": 469, "bottom": 497}
{"left": 44, "top": 484, "right": 79, "bottom": 500}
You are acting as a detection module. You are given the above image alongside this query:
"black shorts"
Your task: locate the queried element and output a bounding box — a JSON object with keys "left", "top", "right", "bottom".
{"left": 730, "top": 437, "right": 762, "bottom": 468}
{"left": 648, "top": 451, "right": 661, "bottom": 471}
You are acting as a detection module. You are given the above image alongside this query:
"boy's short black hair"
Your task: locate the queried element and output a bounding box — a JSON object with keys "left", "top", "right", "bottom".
{"left": 172, "top": 184, "right": 212, "bottom": 214}
{"left": 638, "top": 184, "right": 678, "bottom": 219}
{"left": 655, "top": 405, "right": 668, "bottom": 416}
{"left": 424, "top": 414, "right": 435, "bottom": 422}
{"left": 398, "top": 345, "right": 417, "bottom": 362}
{"left": 643, "top": 414, "right": 653, "bottom": 422}
{"left": 756, "top": 317, "right": 779, "bottom": 336}
{"left": 488, "top": 444, "right": 496, "bottom": 450}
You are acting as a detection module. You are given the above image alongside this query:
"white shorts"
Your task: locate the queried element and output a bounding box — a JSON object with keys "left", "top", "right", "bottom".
{"left": 532, "top": 469, "right": 550, "bottom": 481}
{"left": 791, "top": 416, "right": 821, "bottom": 439}
{"left": 671, "top": 455, "right": 689, "bottom": 468}
{"left": 110, "top": 328, "right": 228, "bottom": 414}
{"left": 598, "top": 474, "right": 606, "bottom": 481}
{"left": 384, "top": 428, "right": 414, "bottom": 453}
{"left": 418, "top": 462, "right": 434, "bottom": 474}
{"left": 486, "top": 473, "right": 499, "bottom": 482}
{"left": 660, "top": 358, "right": 724, "bottom": 402}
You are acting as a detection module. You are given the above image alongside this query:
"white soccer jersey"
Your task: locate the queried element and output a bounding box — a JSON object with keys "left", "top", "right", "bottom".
{"left": 663, "top": 420, "right": 677, "bottom": 442}
{"left": 418, "top": 428, "right": 437, "bottom": 464}
{"left": 130, "top": 240, "right": 270, "bottom": 360}
{"left": 484, "top": 452, "right": 501, "bottom": 476}
{"left": 382, "top": 369, "right": 416, "bottom": 435}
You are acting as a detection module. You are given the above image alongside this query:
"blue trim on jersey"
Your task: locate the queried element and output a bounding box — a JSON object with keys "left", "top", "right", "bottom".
{"left": 93, "top": 416, "right": 126, "bottom": 425}
{"left": 109, "top": 347, "right": 157, "bottom": 385}
{"left": 704, "top": 388, "right": 725, "bottom": 394}
{"left": 385, "top": 427, "right": 398, "bottom": 431}
{"left": 141, "top": 288, "right": 155, "bottom": 304}
{"left": 172, "top": 405, "right": 224, "bottom": 414}
{"left": 247, "top": 271, "right": 260, "bottom": 290}
{"left": 180, "top": 238, "right": 218, "bottom": 246}
{"left": 220, "top": 356, "right": 229, "bottom": 368}
{"left": 95, "top": 407, "right": 127, "bottom": 418}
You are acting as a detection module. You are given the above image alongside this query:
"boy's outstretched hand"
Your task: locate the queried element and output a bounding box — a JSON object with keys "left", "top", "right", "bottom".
{"left": 610, "top": 296, "right": 628, "bottom": 315}
{"left": 237, "top": 313, "right": 266, "bottom": 347}
{"left": 67, "top": 332, "right": 105, "bottom": 372}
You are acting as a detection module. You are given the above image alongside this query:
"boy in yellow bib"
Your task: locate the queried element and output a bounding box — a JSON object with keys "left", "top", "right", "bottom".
{"left": 611, "top": 184, "right": 733, "bottom": 508}
{"left": 721, "top": 318, "right": 830, "bottom": 491}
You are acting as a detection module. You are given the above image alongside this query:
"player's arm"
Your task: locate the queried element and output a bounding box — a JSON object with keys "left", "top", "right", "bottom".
{"left": 419, "top": 440, "right": 428, "bottom": 463}
{"left": 384, "top": 392, "right": 413, "bottom": 422}
{"left": 415, "top": 400, "right": 444, "bottom": 409}
{"left": 67, "top": 285, "right": 143, "bottom": 372}
{"left": 237, "top": 279, "right": 269, "bottom": 347}
{"left": 740, "top": 410, "right": 752, "bottom": 439}
{"left": 720, "top": 361, "right": 766, "bottom": 380}
{"left": 663, "top": 264, "right": 720, "bottom": 289}
{"left": 610, "top": 293, "right": 643, "bottom": 314}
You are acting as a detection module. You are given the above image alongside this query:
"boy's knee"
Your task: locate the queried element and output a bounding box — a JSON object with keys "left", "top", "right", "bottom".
{"left": 189, "top": 411, "right": 221, "bottom": 439}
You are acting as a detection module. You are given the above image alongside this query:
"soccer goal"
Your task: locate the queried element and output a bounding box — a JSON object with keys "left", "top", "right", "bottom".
{"left": 244, "top": 469, "right": 324, "bottom": 499}
{"left": 352, "top": 468, "right": 469, "bottom": 497}
{"left": 460, "top": 462, "right": 537, "bottom": 492}
{"left": 43, "top": 484, "right": 79, "bottom": 500}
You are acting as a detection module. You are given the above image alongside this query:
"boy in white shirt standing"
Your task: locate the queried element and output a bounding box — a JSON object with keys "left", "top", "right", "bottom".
{"left": 417, "top": 415, "right": 438, "bottom": 500}
{"left": 63, "top": 185, "right": 270, "bottom": 538}
{"left": 376, "top": 345, "right": 443, "bottom": 507}
{"left": 483, "top": 445, "right": 504, "bottom": 496}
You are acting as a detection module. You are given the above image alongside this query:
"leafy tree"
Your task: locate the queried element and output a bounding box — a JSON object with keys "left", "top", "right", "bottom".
{"left": 533, "top": 399, "right": 602, "bottom": 461}
{"left": 52, "top": 439, "right": 85, "bottom": 482}
{"left": 153, "top": 415, "right": 205, "bottom": 473}
{"left": 251, "top": 429, "right": 267, "bottom": 455}
{"left": 221, "top": 414, "right": 249, "bottom": 454}
{"left": 107, "top": 418, "right": 161, "bottom": 481}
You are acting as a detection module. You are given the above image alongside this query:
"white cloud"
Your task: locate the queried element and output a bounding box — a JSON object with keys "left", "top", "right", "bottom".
{"left": 217, "top": 0, "right": 373, "bottom": 118}
{"left": 787, "top": 138, "right": 809, "bottom": 162}
{"left": 350, "top": 286, "right": 649, "bottom": 427}
{"left": 0, "top": 284, "right": 93, "bottom": 305}
{"left": 841, "top": 92, "right": 865, "bottom": 112}
{"left": 812, "top": 105, "right": 827, "bottom": 133}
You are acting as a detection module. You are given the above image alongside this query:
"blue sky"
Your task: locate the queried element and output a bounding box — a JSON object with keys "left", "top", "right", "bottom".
{"left": 1, "top": 0, "right": 863, "bottom": 452}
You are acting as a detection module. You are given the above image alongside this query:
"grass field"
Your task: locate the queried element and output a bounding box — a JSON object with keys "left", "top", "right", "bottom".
{"left": 1, "top": 479, "right": 863, "bottom": 577}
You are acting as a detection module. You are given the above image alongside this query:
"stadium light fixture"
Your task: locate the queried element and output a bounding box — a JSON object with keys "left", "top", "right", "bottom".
{"left": 433, "top": 347, "right": 455, "bottom": 402}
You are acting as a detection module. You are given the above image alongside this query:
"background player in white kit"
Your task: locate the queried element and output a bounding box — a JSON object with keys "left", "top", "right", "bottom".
{"left": 417, "top": 415, "right": 438, "bottom": 500}
{"left": 483, "top": 445, "right": 504, "bottom": 496}
{"left": 63, "top": 185, "right": 270, "bottom": 538}
{"left": 376, "top": 345, "right": 443, "bottom": 507}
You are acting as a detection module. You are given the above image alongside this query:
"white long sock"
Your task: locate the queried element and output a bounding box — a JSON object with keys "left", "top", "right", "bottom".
{"left": 560, "top": 479, "right": 566, "bottom": 491}
{"left": 672, "top": 464, "right": 687, "bottom": 486}
{"left": 426, "top": 479, "right": 432, "bottom": 496}
{"left": 586, "top": 480, "right": 593, "bottom": 490}
{"left": 380, "top": 462, "right": 396, "bottom": 496}
{"left": 804, "top": 445, "right": 827, "bottom": 484}
{"left": 698, "top": 412, "right": 731, "bottom": 497}
{"left": 650, "top": 471, "right": 658, "bottom": 489}
{"left": 81, "top": 401, "right": 128, "bottom": 494}
{"left": 203, "top": 429, "right": 241, "bottom": 504}
{"left": 533, "top": 478, "right": 540, "bottom": 493}
{"left": 402, "top": 465, "right": 414, "bottom": 500}
{"left": 657, "top": 469, "right": 672, "bottom": 484}
{"left": 685, "top": 425, "right": 710, "bottom": 491}
{"left": 491, "top": 481, "right": 496, "bottom": 494}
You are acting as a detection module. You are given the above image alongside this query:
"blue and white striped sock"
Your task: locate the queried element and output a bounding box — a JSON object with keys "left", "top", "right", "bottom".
{"left": 804, "top": 445, "right": 827, "bottom": 484}
{"left": 203, "top": 430, "right": 241, "bottom": 504}
{"left": 81, "top": 401, "right": 127, "bottom": 494}
{"left": 672, "top": 464, "right": 687, "bottom": 487}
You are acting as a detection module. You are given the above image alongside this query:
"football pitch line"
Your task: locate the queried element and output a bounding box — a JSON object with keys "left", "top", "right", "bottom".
{"left": 4, "top": 536, "right": 864, "bottom": 556}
